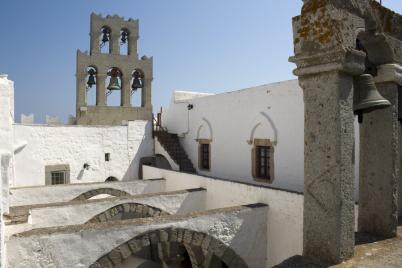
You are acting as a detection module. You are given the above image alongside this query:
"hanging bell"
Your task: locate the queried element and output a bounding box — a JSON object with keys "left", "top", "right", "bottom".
{"left": 87, "top": 69, "right": 96, "bottom": 88}
{"left": 107, "top": 77, "right": 121, "bottom": 90}
{"left": 132, "top": 71, "right": 143, "bottom": 90}
{"left": 121, "top": 31, "right": 128, "bottom": 44}
{"left": 102, "top": 28, "right": 110, "bottom": 44}
{"left": 354, "top": 74, "right": 391, "bottom": 123}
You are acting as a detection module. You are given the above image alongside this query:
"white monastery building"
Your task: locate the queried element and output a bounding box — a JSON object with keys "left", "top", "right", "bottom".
{"left": 160, "top": 80, "right": 304, "bottom": 193}
{"left": 4, "top": 10, "right": 381, "bottom": 268}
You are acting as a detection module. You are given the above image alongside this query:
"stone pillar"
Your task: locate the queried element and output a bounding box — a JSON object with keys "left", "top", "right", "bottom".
{"left": 121, "top": 75, "right": 131, "bottom": 107}
{"left": 291, "top": 49, "right": 365, "bottom": 264}
{"left": 366, "top": 64, "right": 402, "bottom": 223}
{"left": 90, "top": 32, "right": 100, "bottom": 55}
{"left": 76, "top": 72, "right": 86, "bottom": 110}
{"left": 400, "top": 116, "right": 402, "bottom": 218}
{"left": 96, "top": 74, "right": 106, "bottom": 106}
{"left": 142, "top": 78, "right": 152, "bottom": 109}
{"left": 110, "top": 33, "right": 120, "bottom": 55}
{"left": 358, "top": 64, "right": 401, "bottom": 238}
{"left": 128, "top": 35, "right": 138, "bottom": 58}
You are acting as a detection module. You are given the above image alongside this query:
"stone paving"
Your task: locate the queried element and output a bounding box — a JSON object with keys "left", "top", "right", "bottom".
{"left": 332, "top": 227, "right": 402, "bottom": 268}
{"left": 274, "top": 226, "right": 402, "bottom": 268}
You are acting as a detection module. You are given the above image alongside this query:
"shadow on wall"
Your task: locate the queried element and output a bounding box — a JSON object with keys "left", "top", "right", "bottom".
{"left": 227, "top": 204, "right": 268, "bottom": 267}
{"left": 176, "top": 189, "right": 206, "bottom": 214}
{"left": 122, "top": 126, "right": 153, "bottom": 181}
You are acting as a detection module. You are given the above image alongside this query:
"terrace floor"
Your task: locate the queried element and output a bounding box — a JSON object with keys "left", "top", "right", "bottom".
{"left": 275, "top": 225, "right": 402, "bottom": 268}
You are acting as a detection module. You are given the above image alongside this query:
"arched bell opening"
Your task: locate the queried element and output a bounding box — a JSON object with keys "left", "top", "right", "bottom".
{"left": 105, "top": 67, "right": 123, "bottom": 106}
{"left": 85, "top": 66, "right": 97, "bottom": 106}
{"left": 120, "top": 29, "right": 130, "bottom": 56}
{"left": 353, "top": 37, "right": 391, "bottom": 124}
{"left": 131, "top": 69, "right": 144, "bottom": 107}
{"left": 100, "top": 26, "right": 111, "bottom": 54}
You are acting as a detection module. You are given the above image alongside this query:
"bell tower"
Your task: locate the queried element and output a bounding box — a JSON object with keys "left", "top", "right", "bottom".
{"left": 75, "top": 13, "right": 153, "bottom": 125}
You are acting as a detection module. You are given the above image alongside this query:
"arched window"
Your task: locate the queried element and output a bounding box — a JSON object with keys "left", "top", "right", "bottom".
{"left": 131, "top": 69, "right": 144, "bottom": 107}
{"left": 105, "top": 67, "right": 122, "bottom": 106}
{"left": 120, "top": 29, "right": 129, "bottom": 55}
{"left": 100, "top": 26, "right": 111, "bottom": 54}
{"left": 85, "top": 66, "right": 97, "bottom": 105}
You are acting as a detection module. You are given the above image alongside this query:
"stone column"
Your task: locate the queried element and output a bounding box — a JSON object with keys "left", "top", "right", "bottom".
{"left": 110, "top": 33, "right": 120, "bottom": 55}
{"left": 128, "top": 35, "right": 138, "bottom": 58}
{"left": 142, "top": 78, "right": 152, "bottom": 109}
{"left": 121, "top": 75, "right": 131, "bottom": 107}
{"left": 90, "top": 32, "right": 100, "bottom": 55}
{"left": 96, "top": 73, "right": 106, "bottom": 106}
{"left": 76, "top": 72, "right": 86, "bottom": 110}
{"left": 291, "top": 49, "right": 365, "bottom": 264}
{"left": 358, "top": 64, "right": 402, "bottom": 238}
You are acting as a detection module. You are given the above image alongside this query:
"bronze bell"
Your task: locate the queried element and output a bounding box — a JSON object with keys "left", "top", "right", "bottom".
{"left": 354, "top": 74, "right": 391, "bottom": 123}
{"left": 121, "top": 31, "right": 128, "bottom": 44}
{"left": 107, "top": 68, "right": 121, "bottom": 90}
{"left": 102, "top": 28, "right": 109, "bottom": 44}
{"left": 107, "top": 77, "right": 121, "bottom": 90}
{"left": 132, "top": 71, "right": 143, "bottom": 90}
{"left": 87, "top": 69, "right": 96, "bottom": 88}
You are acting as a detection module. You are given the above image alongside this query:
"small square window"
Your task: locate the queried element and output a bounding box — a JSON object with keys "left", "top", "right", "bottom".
{"left": 45, "top": 164, "right": 70, "bottom": 185}
{"left": 105, "top": 153, "right": 110, "bottom": 162}
{"left": 51, "top": 171, "right": 66, "bottom": 185}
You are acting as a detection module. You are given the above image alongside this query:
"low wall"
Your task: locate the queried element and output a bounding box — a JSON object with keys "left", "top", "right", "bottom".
{"left": 143, "top": 166, "right": 303, "bottom": 267}
{"left": 13, "top": 120, "right": 154, "bottom": 187}
{"left": 28, "top": 188, "right": 206, "bottom": 229}
{"left": 7, "top": 204, "right": 268, "bottom": 268}
{"left": 10, "top": 179, "right": 165, "bottom": 207}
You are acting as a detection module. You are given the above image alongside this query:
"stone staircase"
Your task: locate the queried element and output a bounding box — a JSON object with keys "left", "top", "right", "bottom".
{"left": 155, "top": 131, "right": 196, "bottom": 173}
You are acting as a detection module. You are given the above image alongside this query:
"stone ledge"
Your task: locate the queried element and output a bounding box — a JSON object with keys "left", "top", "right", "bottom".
{"left": 11, "top": 203, "right": 268, "bottom": 238}
{"left": 8, "top": 188, "right": 206, "bottom": 217}
{"left": 10, "top": 178, "right": 165, "bottom": 190}
{"left": 290, "top": 48, "right": 366, "bottom": 77}
{"left": 375, "top": 64, "right": 402, "bottom": 85}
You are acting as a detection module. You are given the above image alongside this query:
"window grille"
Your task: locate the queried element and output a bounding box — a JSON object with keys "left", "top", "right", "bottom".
{"left": 51, "top": 171, "right": 66, "bottom": 185}
{"left": 256, "top": 146, "right": 270, "bottom": 180}
{"left": 200, "top": 143, "right": 210, "bottom": 170}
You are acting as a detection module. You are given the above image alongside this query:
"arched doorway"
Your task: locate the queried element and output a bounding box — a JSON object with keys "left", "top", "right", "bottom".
{"left": 105, "top": 176, "right": 119, "bottom": 182}
{"left": 90, "top": 228, "right": 246, "bottom": 268}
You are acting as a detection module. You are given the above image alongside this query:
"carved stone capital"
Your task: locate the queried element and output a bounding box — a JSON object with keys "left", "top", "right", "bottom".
{"left": 289, "top": 48, "right": 366, "bottom": 77}
{"left": 374, "top": 64, "right": 402, "bottom": 86}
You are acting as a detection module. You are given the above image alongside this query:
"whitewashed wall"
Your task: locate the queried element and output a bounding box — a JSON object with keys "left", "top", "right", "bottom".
{"left": 13, "top": 121, "right": 153, "bottom": 187}
{"left": 162, "top": 80, "right": 305, "bottom": 192}
{"left": 0, "top": 74, "right": 14, "bottom": 267}
{"left": 143, "top": 166, "right": 303, "bottom": 267}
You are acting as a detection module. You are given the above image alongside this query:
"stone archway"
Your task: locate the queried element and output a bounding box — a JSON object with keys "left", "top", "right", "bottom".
{"left": 72, "top": 188, "right": 131, "bottom": 201}
{"left": 105, "top": 176, "right": 119, "bottom": 182}
{"left": 291, "top": 0, "right": 402, "bottom": 264}
{"left": 86, "top": 203, "right": 170, "bottom": 223}
{"left": 89, "top": 228, "right": 248, "bottom": 268}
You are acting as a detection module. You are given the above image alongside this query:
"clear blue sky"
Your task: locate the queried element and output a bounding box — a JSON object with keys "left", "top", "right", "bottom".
{"left": 0, "top": 1, "right": 401, "bottom": 123}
